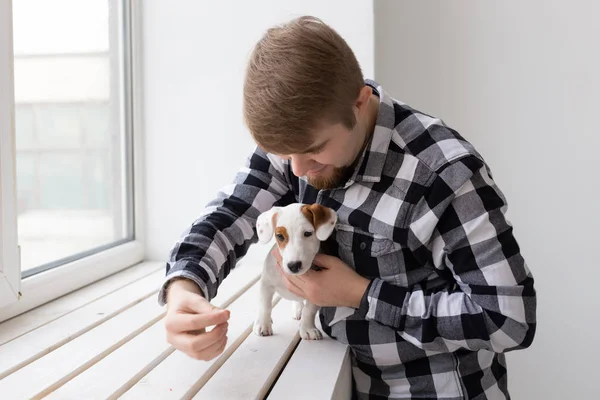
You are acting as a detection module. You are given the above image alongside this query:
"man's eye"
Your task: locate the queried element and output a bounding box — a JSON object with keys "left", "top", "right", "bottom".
{"left": 276, "top": 234, "right": 285, "bottom": 241}
{"left": 309, "top": 147, "right": 325, "bottom": 155}
{"left": 304, "top": 231, "right": 313, "bottom": 237}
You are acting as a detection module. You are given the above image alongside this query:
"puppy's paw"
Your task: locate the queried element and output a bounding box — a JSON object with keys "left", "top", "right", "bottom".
{"left": 253, "top": 320, "right": 273, "bottom": 336}
{"left": 299, "top": 326, "right": 323, "bottom": 340}
{"left": 292, "top": 302, "right": 304, "bottom": 320}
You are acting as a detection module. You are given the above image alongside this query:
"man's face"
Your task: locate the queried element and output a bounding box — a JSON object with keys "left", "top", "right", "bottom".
{"left": 270, "top": 87, "right": 379, "bottom": 190}
{"left": 279, "top": 122, "right": 366, "bottom": 190}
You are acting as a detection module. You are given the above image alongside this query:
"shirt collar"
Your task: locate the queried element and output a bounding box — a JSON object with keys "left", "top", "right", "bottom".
{"left": 342, "top": 79, "right": 396, "bottom": 188}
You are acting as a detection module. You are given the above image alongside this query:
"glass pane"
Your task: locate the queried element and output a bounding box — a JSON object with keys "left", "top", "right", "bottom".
{"left": 14, "top": 105, "right": 35, "bottom": 149}
{"left": 12, "top": 0, "right": 133, "bottom": 275}
{"left": 35, "top": 104, "right": 82, "bottom": 148}
{"left": 81, "top": 104, "right": 110, "bottom": 147}
{"left": 37, "top": 153, "right": 86, "bottom": 209}
{"left": 15, "top": 153, "right": 36, "bottom": 211}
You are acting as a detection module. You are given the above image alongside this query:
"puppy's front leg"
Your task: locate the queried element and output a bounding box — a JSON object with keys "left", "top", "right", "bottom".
{"left": 253, "top": 279, "right": 275, "bottom": 336}
{"left": 299, "top": 301, "right": 322, "bottom": 340}
{"left": 292, "top": 301, "right": 304, "bottom": 320}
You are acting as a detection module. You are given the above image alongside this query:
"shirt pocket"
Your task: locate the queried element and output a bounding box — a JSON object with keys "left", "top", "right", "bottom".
{"left": 334, "top": 224, "right": 406, "bottom": 285}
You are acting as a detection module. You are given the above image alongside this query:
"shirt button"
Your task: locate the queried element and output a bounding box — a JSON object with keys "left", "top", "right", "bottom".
{"left": 360, "top": 242, "right": 367, "bottom": 250}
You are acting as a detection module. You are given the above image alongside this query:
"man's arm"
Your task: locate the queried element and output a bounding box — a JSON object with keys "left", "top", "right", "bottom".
{"left": 357, "top": 155, "right": 536, "bottom": 353}
{"left": 158, "top": 146, "right": 292, "bottom": 306}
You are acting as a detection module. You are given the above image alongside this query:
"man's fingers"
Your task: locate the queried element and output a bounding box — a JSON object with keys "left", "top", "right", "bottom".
{"left": 182, "top": 291, "right": 224, "bottom": 314}
{"left": 284, "top": 275, "right": 304, "bottom": 296}
{"left": 187, "top": 322, "right": 228, "bottom": 356}
{"left": 271, "top": 248, "right": 283, "bottom": 264}
{"left": 312, "top": 254, "right": 328, "bottom": 264}
{"left": 168, "top": 321, "right": 228, "bottom": 358}
{"left": 198, "top": 333, "right": 229, "bottom": 361}
{"left": 312, "top": 254, "right": 332, "bottom": 269}
{"left": 171, "top": 309, "right": 230, "bottom": 333}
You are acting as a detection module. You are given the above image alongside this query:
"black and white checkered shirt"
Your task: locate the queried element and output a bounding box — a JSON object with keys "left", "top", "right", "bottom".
{"left": 159, "top": 80, "right": 537, "bottom": 399}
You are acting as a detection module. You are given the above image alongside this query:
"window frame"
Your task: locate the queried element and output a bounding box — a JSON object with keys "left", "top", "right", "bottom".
{"left": 0, "top": 0, "right": 21, "bottom": 309}
{"left": 0, "top": 0, "right": 146, "bottom": 322}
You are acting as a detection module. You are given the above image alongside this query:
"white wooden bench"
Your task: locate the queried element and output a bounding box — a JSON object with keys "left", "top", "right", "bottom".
{"left": 0, "top": 255, "right": 353, "bottom": 399}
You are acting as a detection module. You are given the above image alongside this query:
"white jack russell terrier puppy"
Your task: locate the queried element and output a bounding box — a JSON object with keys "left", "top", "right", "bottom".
{"left": 253, "top": 203, "right": 337, "bottom": 340}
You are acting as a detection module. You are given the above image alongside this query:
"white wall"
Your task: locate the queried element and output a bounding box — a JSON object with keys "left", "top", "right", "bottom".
{"left": 142, "top": 1, "right": 374, "bottom": 261}
{"left": 375, "top": 1, "right": 599, "bottom": 399}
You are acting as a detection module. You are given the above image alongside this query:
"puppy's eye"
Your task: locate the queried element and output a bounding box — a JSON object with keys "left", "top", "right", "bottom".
{"left": 304, "top": 231, "right": 313, "bottom": 237}
{"left": 276, "top": 234, "right": 285, "bottom": 242}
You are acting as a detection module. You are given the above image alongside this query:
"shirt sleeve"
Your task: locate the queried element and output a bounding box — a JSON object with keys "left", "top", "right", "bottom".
{"left": 157, "top": 146, "right": 293, "bottom": 305}
{"left": 357, "top": 155, "right": 537, "bottom": 353}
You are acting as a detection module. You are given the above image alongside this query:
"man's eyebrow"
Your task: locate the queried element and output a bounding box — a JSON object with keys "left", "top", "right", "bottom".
{"left": 301, "top": 139, "right": 330, "bottom": 154}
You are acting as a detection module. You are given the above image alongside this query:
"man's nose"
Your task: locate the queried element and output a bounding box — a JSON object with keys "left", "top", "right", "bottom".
{"left": 290, "top": 156, "right": 312, "bottom": 177}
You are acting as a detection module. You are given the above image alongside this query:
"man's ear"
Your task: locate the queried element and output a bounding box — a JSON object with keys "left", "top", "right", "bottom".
{"left": 301, "top": 204, "right": 337, "bottom": 241}
{"left": 354, "top": 85, "right": 373, "bottom": 115}
{"left": 256, "top": 207, "right": 281, "bottom": 244}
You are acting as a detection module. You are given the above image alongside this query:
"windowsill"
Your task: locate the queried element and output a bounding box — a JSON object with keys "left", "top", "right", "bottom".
{"left": 0, "top": 239, "right": 144, "bottom": 324}
{"left": 0, "top": 256, "right": 352, "bottom": 398}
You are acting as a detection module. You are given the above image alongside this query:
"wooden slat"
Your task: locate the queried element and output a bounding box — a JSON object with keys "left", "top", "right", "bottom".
{"left": 331, "top": 350, "right": 354, "bottom": 400}
{"left": 0, "top": 295, "right": 164, "bottom": 399}
{"left": 0, "top": 261, "right": 161, "bottom": 345}
{"left": 121, "top": 278, "right": 266, "bottom": 400}
{"left": 44, "top": 319, "right": 171, "bottom": 400}
{"left": 0, "top": 268, "right": 165, "bottom": 380}
{"left": 46, "top": 262, "right": 262, "bottom": 400}
{"left": 266, "top": 318, "right": 352, "bottom": 400}
{"left": 193, "top": 297, "right": 302, "bottom": 400}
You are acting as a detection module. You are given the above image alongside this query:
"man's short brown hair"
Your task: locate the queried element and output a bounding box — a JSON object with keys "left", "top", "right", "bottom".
{"left": 243, "top": 16, "right": 364, "bottom": 155}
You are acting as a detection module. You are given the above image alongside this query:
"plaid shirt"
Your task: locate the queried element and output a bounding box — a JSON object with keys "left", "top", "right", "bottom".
{"left": 159, "top": 80, "right": 536, "bottom": 399}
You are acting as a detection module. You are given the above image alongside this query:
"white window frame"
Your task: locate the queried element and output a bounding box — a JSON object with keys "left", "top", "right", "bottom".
{"left": 0, "top": 0, "right": 20, "bottom": 309}
{"left": 0, "top": 0, "right": 146, "bottom": 323}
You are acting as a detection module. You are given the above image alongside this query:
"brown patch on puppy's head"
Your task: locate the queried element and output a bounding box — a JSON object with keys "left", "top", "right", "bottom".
{"left": 301, "top": 204, "right": 337, "bottom": 241}
{"left": 275, "top": 226, "right": 289, "bottom": 249}
{"left": 301, "top": 204, "right": 328, "bottom": 228}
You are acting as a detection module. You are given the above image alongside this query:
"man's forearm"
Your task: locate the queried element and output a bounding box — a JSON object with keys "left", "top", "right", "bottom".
{"left": 358, "top": 277, "right": 536, "bottom": 353}
{"left": 158, "top": 147, "right": 293, "bottom": 307}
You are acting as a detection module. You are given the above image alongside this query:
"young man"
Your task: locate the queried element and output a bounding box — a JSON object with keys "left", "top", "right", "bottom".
{"left": 159, "top": 16, "right": 536, "bottom": 399}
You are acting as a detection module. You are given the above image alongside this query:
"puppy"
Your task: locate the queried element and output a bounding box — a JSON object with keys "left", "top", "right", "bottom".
{"left": 252, "top": 203, "right": 337, "bottom": 340}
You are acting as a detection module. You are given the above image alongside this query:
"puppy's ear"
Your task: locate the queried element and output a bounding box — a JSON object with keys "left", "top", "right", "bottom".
{"left": 256, "top": 207, "right": 281, "bottom": 244}
{"left": 301, "top": 204, "right": 337, "bottom": 241}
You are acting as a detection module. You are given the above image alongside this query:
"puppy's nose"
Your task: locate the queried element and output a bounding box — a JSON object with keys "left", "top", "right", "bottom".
{"left": 287, "top": 261, "right": 302, "bottom": 273}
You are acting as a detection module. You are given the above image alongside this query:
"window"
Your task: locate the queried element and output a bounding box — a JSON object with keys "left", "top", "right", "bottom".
{"left": 13, "top": 0, "right": 134, "bottom": 277}
{"left": 0, "top": 0, "right": 143, "bottom": 314}
{"left": 0, "top": 0, "right": 20, "bottom": 307}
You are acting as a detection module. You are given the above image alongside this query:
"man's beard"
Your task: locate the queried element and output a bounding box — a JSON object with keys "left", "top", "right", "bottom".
{"left": 307, "top": 124, "right": 373, "bottom": 190}
{"left": 307, "top": 164, "right": 354, "bottom": 190}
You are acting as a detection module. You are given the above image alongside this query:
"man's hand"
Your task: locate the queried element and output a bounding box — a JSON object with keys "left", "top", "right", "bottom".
{"left": 164, "top": 278, "right": 230, "bottom": 361}
{"left": 271, "top": 249, "right": 371, "bottom": 308}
